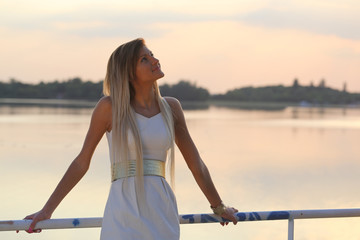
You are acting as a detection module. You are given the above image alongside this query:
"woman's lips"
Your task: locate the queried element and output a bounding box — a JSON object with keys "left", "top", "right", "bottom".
{"left": 152, "top": 66, "right": 160, "bottom": 72}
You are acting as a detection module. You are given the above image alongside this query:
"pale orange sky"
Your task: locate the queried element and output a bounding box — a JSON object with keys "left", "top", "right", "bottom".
{"left": 1, "top": 0, "right": 359, "bottom": 93}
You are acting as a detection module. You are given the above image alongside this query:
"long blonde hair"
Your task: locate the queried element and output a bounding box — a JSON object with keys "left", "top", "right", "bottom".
{"left": 103, "top": 38, "right": 175, "bottom": 199}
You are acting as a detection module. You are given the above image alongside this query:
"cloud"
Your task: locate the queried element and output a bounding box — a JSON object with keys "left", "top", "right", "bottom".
{"left": 237, "top": 6, "right": 360, "bottom": 40}
{"left": 2, "top": 1, "right": 359, "bottom": 40}
{"left": 1, "top": 6, "right": 221, "bottom": 39}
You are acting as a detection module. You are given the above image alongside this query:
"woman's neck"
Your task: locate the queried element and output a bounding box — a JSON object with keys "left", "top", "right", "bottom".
{"left": 131, "top": 85, "right": 160, "bottom": 116}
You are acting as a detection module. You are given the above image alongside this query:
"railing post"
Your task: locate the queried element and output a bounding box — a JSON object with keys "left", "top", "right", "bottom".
{"left": 288, "top": 218, "right": 294, "bottom": 240}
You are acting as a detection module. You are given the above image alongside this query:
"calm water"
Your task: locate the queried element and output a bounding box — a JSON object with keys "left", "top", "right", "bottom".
{"left": 1, "top": 101, "right": 360, "bottom": 240}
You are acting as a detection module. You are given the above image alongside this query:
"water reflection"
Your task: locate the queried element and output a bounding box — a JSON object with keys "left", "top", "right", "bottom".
{"left": 0, "top": 106, "right": 93, "bottom": 115}
{"left": 179, "top": 101, "right": 209, "bottom": 110}
{"left": 211, "top": 101, "right": 287, "bottom": 111}
{"left": 1, "top": 101, "right": 360, "bottom": 240}
{"left": 0, "top": 98, "right": 96, "bottom": 115}
{"left": 0, "top": 99, "right": 210, "bottom": 113}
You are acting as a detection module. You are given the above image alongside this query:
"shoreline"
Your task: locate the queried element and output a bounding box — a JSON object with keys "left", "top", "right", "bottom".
{"left": 0, "top": 98, "right": 359, "bottom": 110}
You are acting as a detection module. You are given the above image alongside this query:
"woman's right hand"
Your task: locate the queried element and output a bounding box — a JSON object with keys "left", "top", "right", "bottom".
{"left": 18, "top": 209, "right": 52, "bottom": 233}
{"left": 220, "top": 206, "right": 238, "bottom": 226}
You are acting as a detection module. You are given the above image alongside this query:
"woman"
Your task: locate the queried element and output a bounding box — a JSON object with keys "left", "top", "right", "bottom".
{"left": 23, "top": 38, "right": 238, "bottom": 239}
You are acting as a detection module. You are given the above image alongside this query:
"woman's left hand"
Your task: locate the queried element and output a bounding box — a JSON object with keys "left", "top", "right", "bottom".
{"left": 220, "top": 206, "right": 238, "bottom": 226}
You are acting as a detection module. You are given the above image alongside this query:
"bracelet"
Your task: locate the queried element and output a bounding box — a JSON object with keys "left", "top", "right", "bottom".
{"left": 210, "top": 202, "right": 226, "bottom": 215}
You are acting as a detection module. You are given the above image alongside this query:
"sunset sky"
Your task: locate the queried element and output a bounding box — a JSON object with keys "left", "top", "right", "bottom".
{"left": 1, "top": 0, "right": 359, "bottom": 93}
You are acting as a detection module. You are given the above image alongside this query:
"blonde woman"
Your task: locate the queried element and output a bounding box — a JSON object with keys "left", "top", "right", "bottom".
{"left": 23, "top": 38, "right": 238, "bottom": 239}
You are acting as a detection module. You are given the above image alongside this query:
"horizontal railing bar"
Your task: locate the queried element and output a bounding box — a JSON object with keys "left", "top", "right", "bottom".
{"left": 288, "top": 208, "right": 360, "bottom": 219}
{"left": 0, "top": 217, "right": 102, "bottom": 231}
{"left": 2, "top": 208, "right": 360, "bottom": 231}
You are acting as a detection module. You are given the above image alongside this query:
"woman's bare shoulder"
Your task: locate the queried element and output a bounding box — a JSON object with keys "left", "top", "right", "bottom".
{"left": 163, "top": 96, "right": 182, "bottom": 112}
{"left": 99, "top": 95, "right": 112, "bottom": 105}
{"left": 163, "top": 96, "right": 185, "bottom": 124}
{"left": 95, "top": 96, "right": 112, "bottom": 111}
{"left": 92, "top": 96, "right": 112, "bottom": 120}
{"left": 90, "top": 96, "right": 112, "bottom": 131}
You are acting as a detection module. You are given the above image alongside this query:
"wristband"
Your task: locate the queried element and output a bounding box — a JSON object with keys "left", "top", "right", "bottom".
{"left": 210, "top": 202, "right": 226, "bottom": 215}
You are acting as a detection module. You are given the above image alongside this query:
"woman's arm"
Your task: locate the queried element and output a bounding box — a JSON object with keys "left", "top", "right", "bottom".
{"left": 165, "top": 97, "right": 238, "bottom": 225}
{"left": 23, "top": 97, "right": 112, "bottom": 232}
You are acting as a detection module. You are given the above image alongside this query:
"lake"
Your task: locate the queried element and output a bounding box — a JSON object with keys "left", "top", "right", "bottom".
{"left": 1, "top": 100, "right": 360, "bottom": 240}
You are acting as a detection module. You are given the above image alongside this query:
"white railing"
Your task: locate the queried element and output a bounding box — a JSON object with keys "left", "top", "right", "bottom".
{"left": 1, "top": 208, "right": 360, "bottom": 240}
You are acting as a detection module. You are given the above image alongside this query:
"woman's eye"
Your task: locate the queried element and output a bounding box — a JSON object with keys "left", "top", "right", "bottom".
{"left": 141, "top": 57, "right": 147, "bottom": 62}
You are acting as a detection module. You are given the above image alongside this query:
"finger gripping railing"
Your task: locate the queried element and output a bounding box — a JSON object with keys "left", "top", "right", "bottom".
{"left": 2, "top": 208, "right": 360, "bottom": 240}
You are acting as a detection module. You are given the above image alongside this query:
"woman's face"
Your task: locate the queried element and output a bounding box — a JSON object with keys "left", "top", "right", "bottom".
{"left": 134, "top": 45, "right": 164, "bottom": 84}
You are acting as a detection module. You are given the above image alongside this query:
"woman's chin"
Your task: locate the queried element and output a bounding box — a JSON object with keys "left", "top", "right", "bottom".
{"left": 157, "top": 72, "right": 165, "bottom": 80}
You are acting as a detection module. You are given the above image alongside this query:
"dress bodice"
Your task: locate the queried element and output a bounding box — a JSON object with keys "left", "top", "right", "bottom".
{"left": 106, "top": 112, "right": 171, "bottom": 162}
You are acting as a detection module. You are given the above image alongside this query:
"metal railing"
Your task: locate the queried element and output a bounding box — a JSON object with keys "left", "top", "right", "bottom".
{"left": 1, "top": 208, "right": 360, "bottom": 240}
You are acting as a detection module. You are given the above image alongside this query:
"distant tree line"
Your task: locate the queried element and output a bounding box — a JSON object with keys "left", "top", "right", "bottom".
{"left": 213, "top": 79, "right": 360, "bottom": 104}
{"left": 1, "top": 78, "right": 359, "bottom": 104}
{"left": 159, "top": 80, "right": 209, "bottom": 101}
{"left": 0, "top": 78, "right": 103, "bottom": 100}
{"left": 0, "top": 78, "right": 210, "bottom": 101}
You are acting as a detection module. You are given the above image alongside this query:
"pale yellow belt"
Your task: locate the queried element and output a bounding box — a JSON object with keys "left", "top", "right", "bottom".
{"left": 112, "top": 159, "right": 165, "bottom": 181}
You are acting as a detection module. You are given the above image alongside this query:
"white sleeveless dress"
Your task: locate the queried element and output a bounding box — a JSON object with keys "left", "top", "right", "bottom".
{"left": 100, "top": 112, "right": 180, "bottom": 240}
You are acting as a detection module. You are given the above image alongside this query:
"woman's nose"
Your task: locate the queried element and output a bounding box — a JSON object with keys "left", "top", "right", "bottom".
{"left": 151, "top": 56, "right": 159, "bottom": 65}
